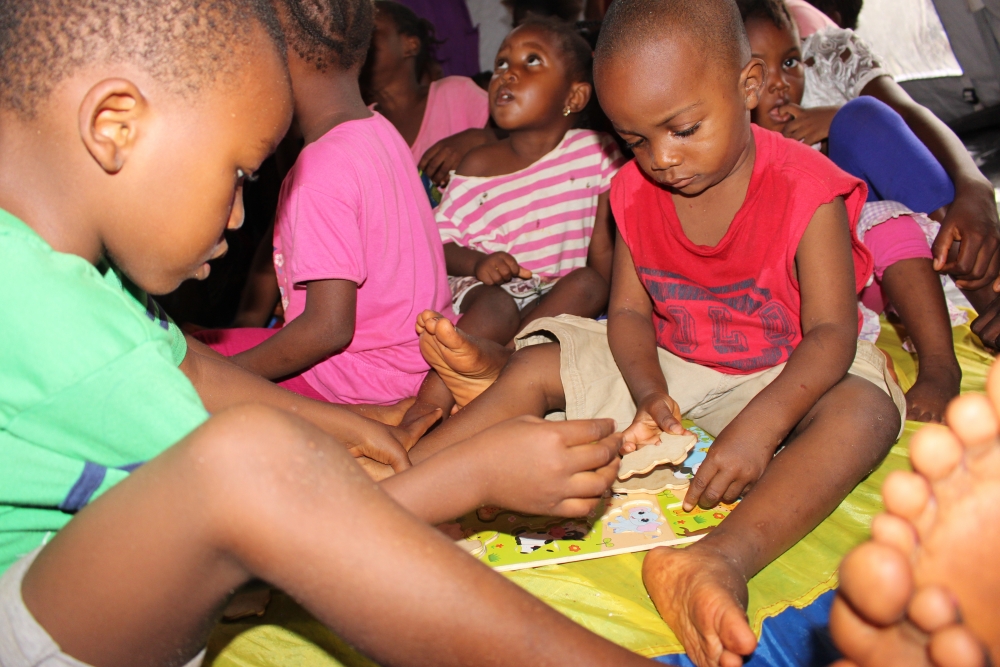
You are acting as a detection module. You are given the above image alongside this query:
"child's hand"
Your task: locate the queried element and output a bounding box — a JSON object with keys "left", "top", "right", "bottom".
{"left": 474, "top": 252, "right": 532, "bottom": 285}
{"left": 458, "top": 415, "right": 622, "bottom": 517}
{"left": 682, "top": 423, "right": 777, "bottom": 511}
{"left": 622, "top": 392, "right": 687, "bottom": 453}
{"left": 775, "top": 104, "right": 837, "bottom": 146}
{"left": 346, "top": 408, "right": 441, "bottom": 472}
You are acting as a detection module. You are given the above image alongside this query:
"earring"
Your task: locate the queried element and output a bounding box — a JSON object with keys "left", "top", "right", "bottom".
{"left": 563, "top": 106, "right": 572, "bottom": 116}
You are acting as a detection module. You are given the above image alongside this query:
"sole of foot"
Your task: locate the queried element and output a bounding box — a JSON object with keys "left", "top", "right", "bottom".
{"left": 831, "top": 364, "right": 1000, "bottom": 666}
{"left": 415, "top": 310, "right": 510, "bottom": 407}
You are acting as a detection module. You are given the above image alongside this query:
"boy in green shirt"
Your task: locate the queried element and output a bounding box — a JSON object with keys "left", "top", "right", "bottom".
{"left": 0, "top": 1, "right": 660, "bottom": 665}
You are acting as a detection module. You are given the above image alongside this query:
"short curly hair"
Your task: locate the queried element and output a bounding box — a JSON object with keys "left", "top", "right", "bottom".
{"left": 0, "top": 0, "right": 285, "bottom": 119}
{"left": 276, "top": 0, "right": 375, "bottom": 72}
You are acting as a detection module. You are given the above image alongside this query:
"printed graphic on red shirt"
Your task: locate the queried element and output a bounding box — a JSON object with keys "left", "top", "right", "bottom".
{"left": 638, "top": 267, "right": 799, "bottom": 373}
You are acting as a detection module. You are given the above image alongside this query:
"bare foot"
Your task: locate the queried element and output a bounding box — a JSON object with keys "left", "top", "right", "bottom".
{"left": 831, "top": 363, "right": 1000, "bottom": 666}
{"left": 905, "top": 365, "right": 961, "bottom": 423}
{"left": 642, "top": 543, "right": 758, "bottom": 667}
{"left": 415, "top": 310, "right": 511, "bottom": 407}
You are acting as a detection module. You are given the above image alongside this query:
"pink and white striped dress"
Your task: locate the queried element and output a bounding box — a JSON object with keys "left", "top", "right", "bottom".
{"left": 436, "top": 129, "right": 626, "bottom": 282}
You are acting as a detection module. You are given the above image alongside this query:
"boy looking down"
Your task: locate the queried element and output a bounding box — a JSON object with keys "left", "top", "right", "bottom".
{"left": 410, "top": 0, "right": 906, "bottom": 664}
{"left": 0, "top": 1, "right": 674, "bottom": 665}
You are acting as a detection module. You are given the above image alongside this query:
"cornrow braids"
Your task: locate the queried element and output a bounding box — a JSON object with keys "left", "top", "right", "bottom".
{"left": 276, "top": 0, "right": 375, "bottom": 72}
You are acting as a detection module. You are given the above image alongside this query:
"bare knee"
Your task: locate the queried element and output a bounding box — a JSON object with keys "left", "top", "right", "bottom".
{"left": 497, "top": 343, "right": 565, "bottom": 408}
{"left": 814, "top": 376, "right": 901, "bottom": 456}
{"left": 176, "top": 406, "right": 360, "bottom": 534}
{"left": 460, "top": 285, "right": 520, "bottom": 340}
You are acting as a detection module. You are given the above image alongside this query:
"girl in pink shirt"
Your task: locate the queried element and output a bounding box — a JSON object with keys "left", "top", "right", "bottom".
{"left": 210, "top": 0, "right": 456, "bottom": 406}
{"left": 362, "top": 1, "right": 494, "bottom": 189}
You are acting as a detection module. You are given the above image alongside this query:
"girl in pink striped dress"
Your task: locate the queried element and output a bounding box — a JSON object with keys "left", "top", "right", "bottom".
{"left": 435, "top": 17, "right": 627, "bottom": 345}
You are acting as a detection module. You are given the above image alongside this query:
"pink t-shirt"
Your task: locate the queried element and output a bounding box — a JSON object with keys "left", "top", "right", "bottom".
{"left": 409, "top": 76, "right": 489, "bottom": 165}
{"left": 785, "top": 0, "right": 836, "bottom": 38}
{"left": 273, "top": 112, "right": 455, "bottom": 405}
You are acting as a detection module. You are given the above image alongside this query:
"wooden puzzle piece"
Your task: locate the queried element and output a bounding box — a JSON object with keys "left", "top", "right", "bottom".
{"left": 612, "top": 466, "right": 690, "bottom": 495}
{"left": 618, "top": 432, "right": 697, "bottom": 481}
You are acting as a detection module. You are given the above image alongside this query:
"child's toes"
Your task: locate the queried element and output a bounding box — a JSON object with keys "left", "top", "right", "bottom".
{"left": 883, "top": 471, "right": 932, "bottom": 523}
{"left": 928, "top": 626, "right": 988, "bottom": 667}
{"left": 871, "top": 513, "right": 918, "bottom": 557}
{"left": 839, "top": 542, "right": 913, "bottom": 626}
{"left": 945, "top": 394, "right": 1000, "bottom": 455}
{"left": 910, "top": 425, "right": 964, "bottom": 482}
{"left": 908, "top": 586, "right": 959, "bottom": 634}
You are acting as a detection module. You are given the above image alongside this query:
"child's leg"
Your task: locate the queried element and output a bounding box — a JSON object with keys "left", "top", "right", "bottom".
{"left": 519, "top": 266, "right": 610, "bottom": 333}
{"left": 830, "top": 365, "right": 1000, "bottom": 666}
{"left": 408, "top": 342, "right": 565, "bottom": 464}
{"left": 643, "top": 374, "right": 900, "bottom": 667}
{"left": 828, "top": 97, "right": 955, "bottom": 214}
{"left": 862, "top": 217, "right": 961, "bottom": 423}
{"left": 457, "top": 284, "right": 521, "bottom": 344}
{"left": 15, "top": 405, "right": 649, "bottom": 667}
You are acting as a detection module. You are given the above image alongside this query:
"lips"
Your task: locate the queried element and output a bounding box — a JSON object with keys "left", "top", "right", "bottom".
{"left": 665, "top": 175, "right": 696, "bottom": 189}
{"left": 494, "top": 86, "right": 515, "bottom": 106}
{"left": 768, "top": 96, "right": 791, "bottom": 123}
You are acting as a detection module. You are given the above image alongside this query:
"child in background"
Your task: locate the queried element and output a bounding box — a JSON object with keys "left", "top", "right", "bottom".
{"left": 209, "top": 0, "right": 458, "bottom": 407}
{"left": 0, "top": 1, "right": 667, "bottom": 664}
{"left": 409, "top": 1, "right": 905, "bottom": 664}
{"left": 740, "top": 0, "right": 1000, "bottom": 301}
{"left": 361, "top": 0, "right": 495, "bottom": 190}
{"left": 741, "top": 0, "right": 963, "bottom": 422}
{"left": 433, "top": 17, "right": 625, "bottom": 351}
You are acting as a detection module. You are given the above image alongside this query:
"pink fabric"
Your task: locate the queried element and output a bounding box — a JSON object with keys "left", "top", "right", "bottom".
{"left": 859, "top": 215, "right": 934, "bottom": 314}
{"left": 193, "top": 328, "right": 329, "bottom": 401}
{"left": 273, "top": 112, "right": 456, "bottom": 405}
{"left": 436, "top": 130, "right": 626, "bottom": 280}
{"left": 785, "top": 0, "right": 836, "bottom": 38}
{"left": 409, "top": 76, "right": 489, "bottom": 166}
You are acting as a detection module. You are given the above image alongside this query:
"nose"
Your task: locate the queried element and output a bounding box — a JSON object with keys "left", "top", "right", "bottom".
{"left": 649, "top": 139, "right": 682, "bottom": 172}
{"left": 768, "top": 65, "right": 790, "bottom": 93}
{"left": 228, "top": 184, "right": 246, "bottom": 230}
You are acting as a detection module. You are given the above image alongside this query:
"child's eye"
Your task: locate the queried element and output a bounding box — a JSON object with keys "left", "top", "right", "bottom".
{"left": 236, "top": 168, "right": 260, "bottom": 183}
{"left": 624, "top": 137, "right": 645, "bottom": 150}
{"left": 526, "top": 54, "right": 542, "bottom": 66}
{"left": 782, "top": 57, "right": 801, "bottom": 69}
{"left": 673, "top": 122, "right": 701, "bottom": 138}
{"left": 495, "top": 60, "right": 509, "bottom": 72}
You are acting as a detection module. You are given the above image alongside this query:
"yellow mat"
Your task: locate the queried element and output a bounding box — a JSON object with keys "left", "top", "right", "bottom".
{"left": 206, "top": 317, "right": 993, "bottom": 665}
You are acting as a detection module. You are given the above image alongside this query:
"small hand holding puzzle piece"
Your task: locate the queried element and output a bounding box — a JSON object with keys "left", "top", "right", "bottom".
{"left": 613, "top": 433, "right": 697, "bottom": 495}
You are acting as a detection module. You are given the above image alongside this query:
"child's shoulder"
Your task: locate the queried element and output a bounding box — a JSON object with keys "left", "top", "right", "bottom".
{"left": 752, "top": 125, "right": 852, "bottom": 190}
{"left": 432, "top": 75, "right": 488, "bottom": 103}
{"left": 454, "top": 140, "right": 515, "bottom": 179}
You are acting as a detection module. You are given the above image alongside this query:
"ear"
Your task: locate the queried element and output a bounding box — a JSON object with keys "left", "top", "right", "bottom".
{"left": 739, "top": 58, "right": 766, "bottom": 112}
{"left": 401, "top": 33, "right": 421, "bottom": 60}
{"left": 565, "top": 81, "right": 592, "bottom": 115}
{"left": 78, "top": 79, "right": 147, "bottom": 174}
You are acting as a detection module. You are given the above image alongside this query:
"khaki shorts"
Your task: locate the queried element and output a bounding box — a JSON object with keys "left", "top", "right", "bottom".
{"left": 0, "top": 549, "right": 205, "bottom": 667}
{"left": 515, "top": 315, "right": 906, "bottom": 438}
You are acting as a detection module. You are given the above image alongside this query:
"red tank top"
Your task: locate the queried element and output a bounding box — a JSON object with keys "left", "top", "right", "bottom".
{"left": 612, "top": 125, "right": 871, "bottom": 375}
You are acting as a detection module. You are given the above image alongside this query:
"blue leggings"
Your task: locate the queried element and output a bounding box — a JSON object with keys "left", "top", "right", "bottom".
{"left": 827, "top": 96, "right": 954, "bottom": 213}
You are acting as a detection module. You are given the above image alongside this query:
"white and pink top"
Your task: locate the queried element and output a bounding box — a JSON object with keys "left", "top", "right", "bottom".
{"left": 435, "top": 129, "right": 626, "bottom": 281}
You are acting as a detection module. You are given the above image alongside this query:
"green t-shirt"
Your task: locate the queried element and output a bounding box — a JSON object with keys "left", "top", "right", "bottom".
{"left": 0, "top": 209, "right": 209, "bottom": 573}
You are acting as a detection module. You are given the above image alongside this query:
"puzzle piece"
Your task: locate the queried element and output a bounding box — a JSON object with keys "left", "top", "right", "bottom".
{"left": 618, "top": 432, "right": 697, "bottom": 481}
{"left": 612, "top": 466, "right": 690, "bottom": 495}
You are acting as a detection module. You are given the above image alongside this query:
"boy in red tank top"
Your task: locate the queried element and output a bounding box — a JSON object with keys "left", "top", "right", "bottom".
{"left": 407, "top": 0, "right": 906, "bottom": 663}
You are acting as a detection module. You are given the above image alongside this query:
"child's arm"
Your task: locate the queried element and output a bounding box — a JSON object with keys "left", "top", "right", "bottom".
{"left": 380, "top": 416, "right": 622, "bottom": 524}
{"left": 586, "top": 192, "right": 614, "bottom": 282}
{"left": 683, "top": 198, "right": 860, "bottom": 511}
{"left": 418, "top": 126, "right": 499, "bottom": 188}
{"left": 229, "top": 278, "right": 356, "bottom": 379}
{"left": 860, "top": 77, "right": 1000, "bottom": 290}
{"left": 606, "top": 232, "right": 687, "bottom": 449}
{"left": 180, "top": 334, "right": 430, "bottom": 471}
{"left": 444, "top": 243, "right": 532, "bottom": 285}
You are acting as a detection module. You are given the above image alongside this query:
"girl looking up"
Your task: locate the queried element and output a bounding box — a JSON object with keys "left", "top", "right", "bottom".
{"left": 362, "top": 0, "right": 494, "bottom": 188}
{"left": 434, "top": 17, "right": 625, "bottom": 347}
